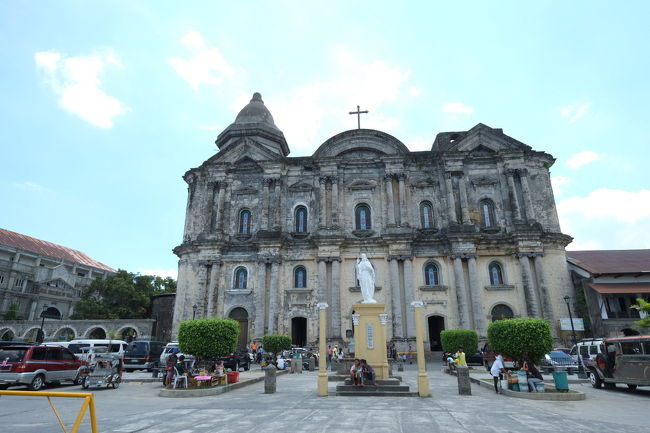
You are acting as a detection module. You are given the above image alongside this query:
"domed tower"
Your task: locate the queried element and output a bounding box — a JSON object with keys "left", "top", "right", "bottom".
{"left": 215, "top": 92, "right": 289, "bottom": 158}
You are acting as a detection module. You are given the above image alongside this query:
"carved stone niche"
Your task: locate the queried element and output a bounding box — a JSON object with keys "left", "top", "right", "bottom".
{"left": 470, "top": 176, "right": 499, "bottom": 187}
{"left": 285, "top": 288, "right": 312, "bottom": 306}
{"left": 347, "top": 179, "right": 377, "bottom": 191}
{"left": 352, "top": 229, "right": 375, "bottom": 238}
{"left": 419, "top": 285, "right": 448, "bottom": 292}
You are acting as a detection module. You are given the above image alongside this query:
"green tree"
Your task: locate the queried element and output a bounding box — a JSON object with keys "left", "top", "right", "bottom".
{"left": 440, "top": 329, "right": 478, "bottom": 354}
{"left": 178, "top": 318, "right": 239, "bottom": 365}
{"left": 71, "top": 269, "right": 176, "bottom": 319}
{"left": 631, "top": 298, "right": 650, "bottom": 332}
{"left": 487, "top": 318, "right": 553, "bottom": 362}
{"left": 262, "top": 334, "right": 292, "bottom": 356}
{"left": 3, "top": 303, "right": 19, "bottom": 320}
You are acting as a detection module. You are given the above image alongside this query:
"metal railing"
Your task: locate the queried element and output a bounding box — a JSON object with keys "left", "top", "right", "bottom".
{"left": 0, "top": 390, "right": 98, "bottom": 433}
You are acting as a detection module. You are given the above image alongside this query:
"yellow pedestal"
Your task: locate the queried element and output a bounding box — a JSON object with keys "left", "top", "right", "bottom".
{"left": 352, "top": 303, "right": 389, "bottom": 380}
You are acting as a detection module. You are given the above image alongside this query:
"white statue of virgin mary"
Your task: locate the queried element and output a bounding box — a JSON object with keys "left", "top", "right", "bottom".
{"left": 356, "top": 254, "right": 376, "bottom": 303}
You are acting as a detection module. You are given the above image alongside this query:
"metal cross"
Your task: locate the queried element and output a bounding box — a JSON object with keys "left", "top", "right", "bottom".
{"left": 349, "top": 105, "right": 368, "bottom": 129}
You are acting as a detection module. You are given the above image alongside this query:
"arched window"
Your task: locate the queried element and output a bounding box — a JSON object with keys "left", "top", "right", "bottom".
{"left": 234, "top": 267, "right": 247, "bottom": 288}
{"left": 294, "top": 266, "right": 307, "bottom": 288}
{"left": 294, "top": 206, "right": 308, "bottom": 233}
{"left": 238, "top": 209, "right": 251, "bottom": 234}
{"left": 491, "top": 304, "right": 514, "bottom": 321}
{"left": 479, "top": 199, "right": 497, "bottom": 228}
{"left": 424, "top": 263, "right": 439, "bottom": 286}
{"left": 488, "top": 262, "right": 504, "bottom": 285}
{"left": 420, "top": 201, "right": 434, "bottom": 229}
{"left": 355, "top": 204, "right": 371, "bottom": 230}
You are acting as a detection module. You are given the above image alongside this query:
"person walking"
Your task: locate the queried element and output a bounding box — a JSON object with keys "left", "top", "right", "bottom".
{"left": 490, "top": 354, "right": 506, "bottom": 393}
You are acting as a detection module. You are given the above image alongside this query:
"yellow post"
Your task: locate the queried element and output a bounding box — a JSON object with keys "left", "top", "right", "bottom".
{"left": 317, "top": 301, "right": 329, "bottom": 396}
{"left": 411, "top": 301, "right": 431, "bottom": 397}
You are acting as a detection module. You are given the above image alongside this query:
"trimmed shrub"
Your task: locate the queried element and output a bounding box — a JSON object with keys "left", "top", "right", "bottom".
{"left": 487, "top": 318, "right": 553, "bottom": 361}
{"left": 178, "top": 318, "right": 239, "bottom": 361}
{"left": 262, "top": 334, "right": 292, "bottom": 355}
{"left": 440, "top": 329, "right": 478, "bottom": 354}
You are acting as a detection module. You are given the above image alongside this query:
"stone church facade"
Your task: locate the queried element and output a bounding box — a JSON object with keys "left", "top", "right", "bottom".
{"left": 172, "top": 93, "right": 573, "bottom": 350}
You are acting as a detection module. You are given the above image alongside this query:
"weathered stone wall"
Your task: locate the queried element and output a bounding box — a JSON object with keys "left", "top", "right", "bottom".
{"left": 0, "top": 319, "right": 155, "bottom": 341}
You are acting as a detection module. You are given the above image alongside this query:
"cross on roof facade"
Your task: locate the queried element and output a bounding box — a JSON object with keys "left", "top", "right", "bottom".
{"left": 349, "top": 105, "right": 368, "bottom": 129}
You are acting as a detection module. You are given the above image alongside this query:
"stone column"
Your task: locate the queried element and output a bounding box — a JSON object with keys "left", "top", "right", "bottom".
{"left": 533, "top": 254, "right": 552, "bottom": 320}
{"left": 274, "top": 179, "right": 282, "bottom": 230}
{"left": 262, "top": 178, "right": 271, "bottom": 230}
{"left": 518, "top": 253, "right": 540, "bottom": 317}
{"left": 397, "top": 173, "right": 409, "bottom": 227}
{"left": 452, "top": 256, "right": 470, "bottom": 328}
{"left": 331, "top": 258, "right": 341, "bottom": 338}
{"left": 389, "top": 257, "right": 403, "bottom": 338}
{"left": 317, "top": 258, "right": 327, "bottom": 302}
{"left": 458, "top": 175, "right": 471, "bottom": 224}
{"left": 505, "top": 170, "right": 522, "bottom": 222}
{"left": 445, "top": 172, "right": 458, "bottom": 224}
{"left": 384, "top": 174, "right": 396, "bottom": 226}
{"left": 319, "top": 177, "right": 327, "bottom": 228}
{"left": 411, "top": 301, "right": 430, "bottom": 397}
{"left": 207, "top": 260, "right": 221, "bottom": 317}
{"left": 254, "top": 261, "right": 267, "bottom": 338}
{"left": 403, "top": 257, "right": 415, "bottom": 338}
{"left": 467, "top": 255, "right": 485, "bottom": 336}
{"left": 518, "top": 169, "right": 536, "bottom": 222}
{"left": 215, "top": 182, "right": 226, "bottom": 231}
{"left": 331, "top": 176, "right": 339, "bottom": 227}
{"left": 28, "top": 300, "right": 38, "bottom": 320}
{"left": 268, "top": 261, "right": 280, "bottom": 334}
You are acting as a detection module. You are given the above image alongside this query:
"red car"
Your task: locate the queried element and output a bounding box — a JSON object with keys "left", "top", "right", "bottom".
{"left": 0, "top": 345, "right": 87, "bottom": 390}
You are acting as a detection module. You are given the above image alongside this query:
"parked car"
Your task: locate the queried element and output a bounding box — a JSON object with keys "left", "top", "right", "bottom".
{"left": 466, "top": 351, "right": 484, "bottom": 366}
{"left": 0, "top": 345, "right": 86, "bottom": 390}
{"left": 481, "top": 344, "right": 514, "bottom": 369}
{"left": 217, "top": 350, "right": 251, "bottom": 371}
{"left": 68, "top": 339, "right": 128, "bottom": 363}
{"left": 540, "top": 350, "right": 579, "bottom": 369}
{"left": 159, "top": 342, "right": 195, "bottom": 368}
{"left": 123, "top": 340, "right": 166, "bottom": 372}
{"left": 587, "top": 335, "right": 650, "bottom": 390}
{"left": 569, "top": 338, "right": 604, "bottom": 367}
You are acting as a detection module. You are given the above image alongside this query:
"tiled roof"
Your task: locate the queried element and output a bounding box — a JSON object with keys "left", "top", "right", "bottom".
{"left": 567, "top": 250, "right": 650, "bottom": 274}
{"left": 0, "top": 228, "right": 115, "bottom": 272}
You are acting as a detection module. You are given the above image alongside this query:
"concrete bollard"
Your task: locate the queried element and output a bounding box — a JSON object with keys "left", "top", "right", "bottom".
{"left": 264, "top": 364, "right": 277, "bottom": 394}
{"left": 398, "top": 361, "right": 404, "bottom": 372}
{"left": 308, "top": 357, "right": 315, "bottom": 371}
{"left": 457, "top": 366, "right": 471, "bottom": 395}
{"left": 388, "top": 360, "right": 393, "bottom": 377}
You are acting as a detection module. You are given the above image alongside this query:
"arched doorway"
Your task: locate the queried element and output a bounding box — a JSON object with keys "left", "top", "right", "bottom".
{"left": 53, "top": 327, "right": 75, "bottom": 341}
{"left": 88, "top": 327, "right": 106, "bottom": 339}
{"left": 427, "top": 315, "right": 445, "bottom": 351}
{"left": 119, "top": 327, "right": 138, "bottom": 342}
{"left": 291, "top": 317, "right": 307, "bottom": 347}
{"left": 0, "top": 328, "right": 15, "bottom": 341}
{"left": 43, "top": 306, "right": 61, "bottom": 320}
{"left": 229, "top": 307, "right": 249, "bottom": 349}
{"left": 491, "top": 304, "right": 514, "bottom": 322}
{"left": 23, "top": 327, "right": 40, "bottom": 342}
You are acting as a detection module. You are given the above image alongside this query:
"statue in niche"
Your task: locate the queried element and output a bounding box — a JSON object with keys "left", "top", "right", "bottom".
{"left": 356, "top": 254, "right": 376, "bottom": 303}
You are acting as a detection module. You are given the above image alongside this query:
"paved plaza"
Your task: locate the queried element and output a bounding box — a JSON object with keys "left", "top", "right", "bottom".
{"left": 1, "top": 363, "right": 649, "bottom": 433}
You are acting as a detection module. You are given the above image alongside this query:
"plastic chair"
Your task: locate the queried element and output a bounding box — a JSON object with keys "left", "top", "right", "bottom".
{"left": 173, "top": 367, "right": 188, "bottom": 389}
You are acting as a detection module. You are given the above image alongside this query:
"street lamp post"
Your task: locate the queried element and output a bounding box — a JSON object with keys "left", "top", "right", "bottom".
{"left": 563, "top": 295, "right": 586, "bottom": 378}
{"left": 192, "top": 304, "right": 198, "bottom": 320}
{"left": 37, "top": 305, "right": 48, "bottom": 344}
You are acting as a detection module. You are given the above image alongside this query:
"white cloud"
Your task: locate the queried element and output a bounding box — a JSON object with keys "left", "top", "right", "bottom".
{"left": 266, "top": 48, "right": 414, "bottom": 152}
{"left": 565, "top": 150, "right": 600, "bottom": 170}
{"left": 408, "top": 86, "right": 421, "bottom": 97}
{"left": 13, "top": 181, "right": 45, "bottom": 191}
{"left": 551, "top": 176, "right": 570, "bottom": 196}
{"left": 167, "top": 31, "right": 235, "bottom": 90}
{"left": 34, "top": 50, "right": 129, "bottom": 128}
{"left": 405, "top": 136, "right": 432, "bottom": 151}
{"left": 138, "top": 268, "right": 178, "bottom": 279}
{"left": 558, "top": 189, "right": 650, "bottom": 249}
{"left": 560, "top": 101, "right": 590, "bottom": 122}
{"left": 442, "top": 101, "right": 474, "bottom": 115}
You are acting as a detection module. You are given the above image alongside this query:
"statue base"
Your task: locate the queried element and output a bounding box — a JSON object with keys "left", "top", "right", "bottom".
{"left": 352, "top": 303, "right": 389, "bottom": 379}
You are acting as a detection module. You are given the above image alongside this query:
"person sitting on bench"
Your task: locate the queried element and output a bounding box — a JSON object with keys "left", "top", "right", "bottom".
{"left": 350, "top": 359, "right": 363, "bottom": 386}
{"left": 360, "top": 359, "right": 378, "bottom": 386}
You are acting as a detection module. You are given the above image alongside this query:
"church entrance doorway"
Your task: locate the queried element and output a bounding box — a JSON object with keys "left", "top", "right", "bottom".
{"left": 291, "top": 317, "right": 307, "bottom": 347}
{"left": 428, "top": 315, "right": 445, "bottom": 351}
{"left": 228, "top": 307, "right": 249, "bottom": 349}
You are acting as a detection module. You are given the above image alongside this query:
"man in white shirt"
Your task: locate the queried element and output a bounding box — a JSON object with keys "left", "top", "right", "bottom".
{"left": 490, "top": 354, "right": 506, "bottom": 394}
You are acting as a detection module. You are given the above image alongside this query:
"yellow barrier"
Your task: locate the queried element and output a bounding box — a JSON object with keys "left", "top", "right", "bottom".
{"left": 0, "top": 390, "right": 98, "bottom": 433}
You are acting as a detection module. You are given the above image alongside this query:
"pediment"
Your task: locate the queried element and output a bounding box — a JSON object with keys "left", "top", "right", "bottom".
{"left": 51, "top": 266, "right": 74, "bottom": 286}
{"left": 288, "top": 181, "right": 313, "bottom": 192}
{"left": 347, "top": 179, "right": 377, "bottom": 191}
{"left": 314, "top": 129, "right": 410, "bottom": 159}
{"left": 209, "top": 137, "right": 283, "bottom": 165}
{"left": 434, "top": 124, "right": 532, "bottom": 153}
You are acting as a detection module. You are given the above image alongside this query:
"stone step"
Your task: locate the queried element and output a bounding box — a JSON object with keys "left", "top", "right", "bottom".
{"left": 343, "top": 378, "right": 402, "bottom": 386}
{"left": 336, "top": 384, "right": 411, "bottom": 392}
{"left": 336, "top": 390, "right": 418, "bottom": 397}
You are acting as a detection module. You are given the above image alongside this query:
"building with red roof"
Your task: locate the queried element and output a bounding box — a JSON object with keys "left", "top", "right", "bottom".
{"left": 0, "top": 227, "right": 115, "bottom": 327}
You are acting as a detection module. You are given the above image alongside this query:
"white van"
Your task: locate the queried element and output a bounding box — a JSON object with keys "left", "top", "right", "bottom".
{"left": 159, "top": 342, "right": 195, "bottom": 368}
{"left": 68, "top": 339, "right": 128, "bottom": 362}
{"left": 570, "top": 338, "right": 604, "bottom": 367}
{"left": 42, "top": 342, "right": 71, "bottom": 348}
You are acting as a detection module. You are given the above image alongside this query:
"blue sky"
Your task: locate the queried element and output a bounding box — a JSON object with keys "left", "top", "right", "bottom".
{"left": 2, "top": 1, "right": 649, "bottom": 278}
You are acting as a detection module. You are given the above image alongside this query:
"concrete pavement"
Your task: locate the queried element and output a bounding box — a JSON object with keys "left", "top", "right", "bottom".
{"left": 1, "top": 362, "right": 649, "bottom": 432}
